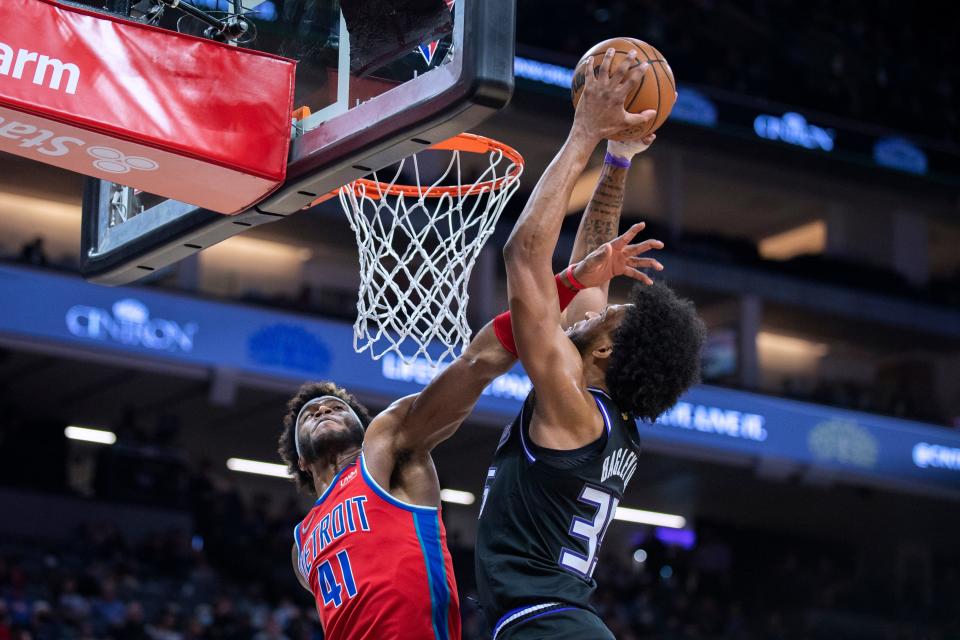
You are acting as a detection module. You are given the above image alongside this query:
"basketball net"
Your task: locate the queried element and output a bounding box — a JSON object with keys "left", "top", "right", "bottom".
{"left": 336, "top": 133, "right": 523, "bottom": 366}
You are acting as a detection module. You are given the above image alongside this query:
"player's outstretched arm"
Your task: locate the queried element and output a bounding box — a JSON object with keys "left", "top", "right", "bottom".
{"left": 563, "top": 134, "right": 660, "bottom": 324}
{"left": 387, "top": 321, "right": 516, "bottom": 453}
{"left": 366, "top": 228, "right": 658, "bottom": 457}
{"left": 360, "top": 229, "right": 659, "bottom": 506}
{"left": 370, "top": 258, "right": 597, "bottom": 455}
{"left": 504, "top": 49, "right": 653, "bottom": 440}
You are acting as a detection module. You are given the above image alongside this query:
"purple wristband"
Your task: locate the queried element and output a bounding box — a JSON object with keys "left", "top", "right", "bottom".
{"left": 604, "top": 151, "right": 631, "bottom": 169}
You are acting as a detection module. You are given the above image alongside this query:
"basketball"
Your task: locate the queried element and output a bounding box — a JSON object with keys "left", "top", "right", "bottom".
{"left": 571, "top": 37, "right": 677, "bottom": 139}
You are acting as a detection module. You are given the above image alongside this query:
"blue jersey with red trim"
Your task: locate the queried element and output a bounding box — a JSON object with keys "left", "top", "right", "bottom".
{"left": 294, "top": 454, "right": 460, "bottom": 640}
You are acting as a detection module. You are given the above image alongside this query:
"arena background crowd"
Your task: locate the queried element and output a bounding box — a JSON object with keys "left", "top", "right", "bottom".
{"left": 1, "top": 452, "right": 958, "bottom": 640}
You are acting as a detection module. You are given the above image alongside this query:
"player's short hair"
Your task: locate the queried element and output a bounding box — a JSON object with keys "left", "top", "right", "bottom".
{"left": 607, "top": 282, "right": 706, "bottom": 421}
{"left": 278, "top": 381, "right": 373, "bottom": 496}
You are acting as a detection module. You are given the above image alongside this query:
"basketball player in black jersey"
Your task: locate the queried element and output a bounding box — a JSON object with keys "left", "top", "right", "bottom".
{"left": 276, "top": 49, "right": 679, "bottom": 640}
{"left": 475, "top": 49, "right": 706, "bottom": 639}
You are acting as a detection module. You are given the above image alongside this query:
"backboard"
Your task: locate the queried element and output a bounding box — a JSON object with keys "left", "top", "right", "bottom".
{"left": 79, "top": 0, "right": 515, "bottom": 284}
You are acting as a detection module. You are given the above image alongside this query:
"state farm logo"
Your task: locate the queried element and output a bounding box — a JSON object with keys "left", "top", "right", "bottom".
{"left": 88, "top": 146, "right": 159, "bottom": 174}
{"left": 0, "top": 116, "right": 161, "bottom": 175}
{"left": 0, "top": 42, "right": 80, "bottom": 95}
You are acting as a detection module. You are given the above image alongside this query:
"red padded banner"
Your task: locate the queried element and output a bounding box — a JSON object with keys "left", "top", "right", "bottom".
{"left": 0, "top": 0, "right": 296, "bottom": 214}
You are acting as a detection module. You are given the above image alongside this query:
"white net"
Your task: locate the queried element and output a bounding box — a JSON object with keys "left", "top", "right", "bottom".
{"left": 338, "top": 136, "right": 523, "bottom": 366}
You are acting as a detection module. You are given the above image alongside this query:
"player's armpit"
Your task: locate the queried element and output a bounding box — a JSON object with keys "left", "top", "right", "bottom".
{"left": 504, "top": 236, "right": 602, "bottom": 448}
{"left": 513, "top": 317, "right": 605, "bottom": 450}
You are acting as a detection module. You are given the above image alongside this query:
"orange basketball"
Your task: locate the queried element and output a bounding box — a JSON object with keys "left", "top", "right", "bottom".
{"left": 571, "top": 37, "right": 677, "bottom": 139}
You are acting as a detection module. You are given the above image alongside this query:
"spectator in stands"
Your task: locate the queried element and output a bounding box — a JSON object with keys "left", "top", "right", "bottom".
{"left": 18, "top": 238, "right": 47, "bottom": 268}
{"left": 0, "top": 601, "right": 11, "bottom": 640}
{"left": 146, "top": 606, "right": 181, "bottom": 640}
{"left": 57, "top": 577, "right": 89, "bottom": 624}
{"left": 92, "top": 579, "right": 126, "bottom": 633}
{"left": 252, "top": 618, "right": 290, "bottom": 640}
{"left": 116, "top": 602, "right": 149, "bottom": 640}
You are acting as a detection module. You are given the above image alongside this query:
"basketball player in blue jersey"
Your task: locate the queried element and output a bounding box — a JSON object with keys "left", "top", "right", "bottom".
{"left": 475, "top": 49, "right": 707, "bottom": 639}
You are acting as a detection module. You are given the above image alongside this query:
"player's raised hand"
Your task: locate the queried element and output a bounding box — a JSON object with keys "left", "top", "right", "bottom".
{"left": 570, "top": 222, "right": 664, "bottom": 287}
{"left": 573, "top": 48, "right": 656, "bottom": 143}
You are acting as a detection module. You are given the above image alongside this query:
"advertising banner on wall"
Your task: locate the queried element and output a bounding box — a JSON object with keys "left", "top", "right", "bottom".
{"left": 0, "top": 0, "right": 295, "bottom": 214}
{"left": 0, "top": 264, "right": 957, "bottom": 497}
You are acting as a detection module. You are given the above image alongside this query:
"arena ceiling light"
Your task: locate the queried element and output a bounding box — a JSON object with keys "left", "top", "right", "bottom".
{"left": 226, "top": 458, "right": 291, "bottom": 478}
{"left": 757, "top": 331, "right": 829, "bottom": 358}
{"left": 758, "top": 220, "right": 826, "bottom": 260}
{"left": 225, "top": 458, "right": 479, "bottom": 507}
{"left": 0, "top": 192, "right": 81, "bottom": 219}
{"left": 614, "top": 507, "right": 686, "bottom": 529}
{"left": 439, "top": 489, "right": 475, "bottom": 505}
{"left": 64, "top": 425, "right": 117, "bottom": 445}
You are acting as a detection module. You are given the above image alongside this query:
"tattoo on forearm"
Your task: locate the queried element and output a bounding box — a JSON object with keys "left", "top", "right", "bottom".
{"left": 582, "top": 167, "right": 627, "bottom": 251}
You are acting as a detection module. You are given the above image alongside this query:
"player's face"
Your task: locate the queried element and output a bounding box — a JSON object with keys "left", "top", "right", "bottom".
{"left": 567, "top": 303, "right": 632, "bottom": 348}
{"left": 297, "top": 397, "right": 364, "bottom": 460}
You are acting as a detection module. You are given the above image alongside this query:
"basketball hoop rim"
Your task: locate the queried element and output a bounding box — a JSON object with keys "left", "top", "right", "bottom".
{"left": 351, "top": 132, "right": 523, "bottom": 199}
{"left": 306, "top": 133, "right": 523, "bottom": 207}
{"left": 333, "top": 134, "right": 525, "bottom": 366}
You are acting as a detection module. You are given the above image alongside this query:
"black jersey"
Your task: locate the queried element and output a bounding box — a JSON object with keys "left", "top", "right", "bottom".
{"left": 474, "top": 388, "right": 642, "bottom": 636}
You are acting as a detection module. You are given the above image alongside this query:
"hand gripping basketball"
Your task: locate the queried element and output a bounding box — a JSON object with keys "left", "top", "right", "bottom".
{"left": 572, "top": 48, "right": 657, "bottom": 143}
{"left": 572, "top": 38, "right": 678, "bottom": 139}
